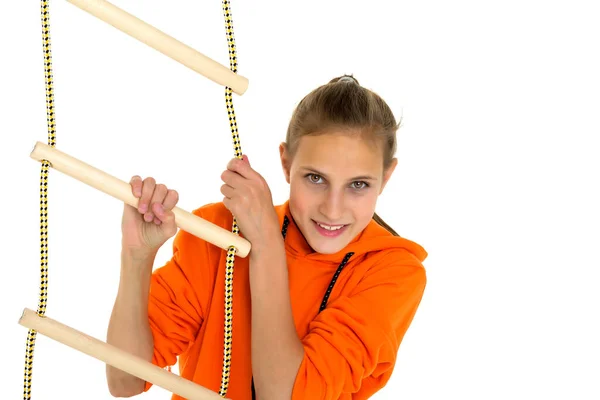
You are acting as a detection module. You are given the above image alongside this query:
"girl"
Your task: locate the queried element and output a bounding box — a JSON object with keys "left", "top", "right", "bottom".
{"left": 106, "top": 75, "right": 428, "bottom": 400}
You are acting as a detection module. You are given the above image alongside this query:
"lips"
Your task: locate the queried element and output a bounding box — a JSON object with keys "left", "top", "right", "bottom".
{"left": 312, "top": 220, "right": 349, "bottom": 237}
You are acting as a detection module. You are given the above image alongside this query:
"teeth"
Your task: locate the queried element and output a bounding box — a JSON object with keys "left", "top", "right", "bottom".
{"left": 318, "top": 223, "right": 344, "bottom": 231}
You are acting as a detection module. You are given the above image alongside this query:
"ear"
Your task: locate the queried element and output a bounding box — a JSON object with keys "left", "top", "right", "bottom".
{"left": 379, "top": 158, "right": 398, "bottom": 194}
{"left": 279, "top": 142, "right": 291, "bottom": 184}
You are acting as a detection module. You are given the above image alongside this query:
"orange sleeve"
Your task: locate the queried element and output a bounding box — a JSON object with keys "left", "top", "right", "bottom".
{"left": 143, "top": 217, "right": 213, "bottom": 391}
{"left": 292, "top": 260, "right": 427, "bottom": 399}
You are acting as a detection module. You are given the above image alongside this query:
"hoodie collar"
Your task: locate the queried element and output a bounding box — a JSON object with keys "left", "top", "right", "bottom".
{"left": 275, "top": 200, "right": 428, "bottom": 264}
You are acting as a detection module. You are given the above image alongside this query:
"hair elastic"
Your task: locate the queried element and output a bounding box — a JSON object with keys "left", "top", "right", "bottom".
{"left": 339, "top": 75, "right": 356, "bottom": 83}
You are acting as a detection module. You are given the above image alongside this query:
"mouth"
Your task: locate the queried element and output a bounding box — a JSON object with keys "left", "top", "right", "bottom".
{"left": 312, "top": 220, "right": 349, "bottom": 237}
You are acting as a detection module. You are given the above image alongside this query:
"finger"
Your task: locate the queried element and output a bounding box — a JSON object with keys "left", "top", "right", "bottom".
{"left": 152, "top": 202, "right": 176, "bottom": 233}
{"left": 130, "top": 175, "right": 143, "bottom": 198}
{"left": 153, "top": 189, "right": 178, "bottom": 225}
{"left": 226, "top": 157, "right": 254, "bottom": 179}
{"left": 145, "top": 183, "right": 168, "bottom": 223}
{"left": 151, "top": 203, "right": 166, "bottom": 224}
{"left": 139, "top": 177, "right": 156, "bottom": 215}
{"left": 220, "top": 183, "right": 235, "bottom": 199}
{"left": 222, "top": 196, "right": 233, "bottom": 214}
{"left": 162, "top": 189, "right": 179, "bottom": 211}
{"left": 221, "top": 169, "right": 245, "bottom": 188}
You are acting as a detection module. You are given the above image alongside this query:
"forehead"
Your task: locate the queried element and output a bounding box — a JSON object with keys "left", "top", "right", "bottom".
{"left": 294, "top": 133, "right": 383, "bottom": 173}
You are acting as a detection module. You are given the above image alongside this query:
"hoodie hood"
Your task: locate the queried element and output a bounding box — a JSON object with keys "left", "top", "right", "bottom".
{"left": 274, "top": 200, "right": 428, "bottom": 265}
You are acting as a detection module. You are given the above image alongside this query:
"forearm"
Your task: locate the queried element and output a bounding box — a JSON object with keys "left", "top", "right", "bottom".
{"left": 106, "top": 250, "right": 156, "bottom": 397}
{"left": 250, "top": 240, "right": 304, "bottom": 400}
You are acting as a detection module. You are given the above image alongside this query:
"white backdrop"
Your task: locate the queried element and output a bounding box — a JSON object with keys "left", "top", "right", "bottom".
{"left": 1, "top": 0, "right": 599, "bottom": 399}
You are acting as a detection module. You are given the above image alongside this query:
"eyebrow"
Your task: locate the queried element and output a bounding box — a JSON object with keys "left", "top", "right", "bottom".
{"left": 300, "top": 167, "right": 378, "bottom": 181}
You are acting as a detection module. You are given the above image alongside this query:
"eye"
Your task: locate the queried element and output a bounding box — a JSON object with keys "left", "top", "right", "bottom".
{"left": 306, "top": 173, "right": 323, "bottom": 184}
{"left": 352, "top": 181, "right": 369, "bottom": 190}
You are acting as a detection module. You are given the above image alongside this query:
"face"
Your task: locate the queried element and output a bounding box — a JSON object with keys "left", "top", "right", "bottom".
{"left": 279, "top": 132, "right": 397, "bottom": 254}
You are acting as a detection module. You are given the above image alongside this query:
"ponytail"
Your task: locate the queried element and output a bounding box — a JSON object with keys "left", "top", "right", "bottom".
{"left": 373, "top": 212, "right": 399, "bottom": 236}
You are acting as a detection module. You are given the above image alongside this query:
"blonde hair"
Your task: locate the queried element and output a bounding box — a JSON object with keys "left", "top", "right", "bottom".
{"left": 284, "top": 74, "right": 400, "bottom": 236}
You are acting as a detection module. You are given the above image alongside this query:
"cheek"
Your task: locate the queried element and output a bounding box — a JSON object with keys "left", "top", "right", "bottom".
{"left": 350, "top": 192, "right": 379, "bottom": 220}
{"left": 289, "top": 181, "right": 311, "bottom": 216}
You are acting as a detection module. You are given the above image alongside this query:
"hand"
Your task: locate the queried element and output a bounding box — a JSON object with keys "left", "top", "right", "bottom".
{"left": 220, "top": 155, "right": 280, "bottom": 245}
{"left": 121, "top": 175, "right": 179, "bottom": 258}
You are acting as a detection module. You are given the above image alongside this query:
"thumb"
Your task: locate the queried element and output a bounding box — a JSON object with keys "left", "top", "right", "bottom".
{"left": 242, "top": 154, "right": 250, "bottom": 166}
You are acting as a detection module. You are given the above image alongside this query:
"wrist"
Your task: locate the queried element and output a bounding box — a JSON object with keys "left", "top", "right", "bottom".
{"left": 122, "top": 245, "right": 158, "bottom": 263}
{"left": 250, "top": 233, "right": 285, "bottom": 260}
{"left": 121, "top": 248, "right": 156, "bottom": 281}
{"left": 119, "top": 251, "right": 154, "bottom": 295}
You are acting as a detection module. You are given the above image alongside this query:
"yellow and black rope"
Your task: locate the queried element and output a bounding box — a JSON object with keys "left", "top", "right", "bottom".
{"left": 220, "top": 0, "right": 242, "bottom": 396}
{"left": 24, "top": 1, "right": 242, "bottom": 398}
{"left": 23, "top": 1, "right": 56, "bottom": 399}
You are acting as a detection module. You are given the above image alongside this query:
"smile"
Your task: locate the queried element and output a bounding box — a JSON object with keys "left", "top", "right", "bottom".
{"left": 317, "top": 222, "right": 344, "bottom": 231}
{"left": 312, "top": 220, "right": 349, "bottom": 237}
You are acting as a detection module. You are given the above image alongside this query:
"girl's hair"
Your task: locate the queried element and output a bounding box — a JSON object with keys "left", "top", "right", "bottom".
{"left": 284, "top": 74, "right": 401, "bottom": 236}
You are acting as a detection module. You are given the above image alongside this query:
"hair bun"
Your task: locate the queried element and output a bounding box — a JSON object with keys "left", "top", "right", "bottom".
{"left": 330, "top": 74, "right": 360, "bottom": 85}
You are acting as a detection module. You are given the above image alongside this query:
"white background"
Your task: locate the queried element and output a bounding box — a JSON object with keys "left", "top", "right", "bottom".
{"left": 1, "top": 0, "right": 599, "bottom": 399}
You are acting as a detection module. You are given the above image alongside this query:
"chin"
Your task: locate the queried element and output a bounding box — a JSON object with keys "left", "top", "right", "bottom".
{"left": 311, "top": 242, "right": 346, "bottom": 255}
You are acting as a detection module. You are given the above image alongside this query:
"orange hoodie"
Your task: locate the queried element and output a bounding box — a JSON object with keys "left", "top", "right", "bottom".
{"left": 144, "top": 200, "right": 427, "bottom": 400}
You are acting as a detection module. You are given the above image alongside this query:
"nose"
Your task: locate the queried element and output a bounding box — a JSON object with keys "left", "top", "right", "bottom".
{"left": 318, "top": 188, "right": 344, "bottom": 222}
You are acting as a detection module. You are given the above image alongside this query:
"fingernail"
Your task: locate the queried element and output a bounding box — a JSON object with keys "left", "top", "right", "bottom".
{"left": 139, "top": 203, "right": 147, "bottom": 213}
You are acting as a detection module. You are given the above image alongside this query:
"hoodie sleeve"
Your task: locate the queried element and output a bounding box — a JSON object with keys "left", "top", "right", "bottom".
{"left": 143, "top": 213, "right": 214, "bottom": 391}
{"left": 292, "top": 259, "right": 427, "bottom": 399}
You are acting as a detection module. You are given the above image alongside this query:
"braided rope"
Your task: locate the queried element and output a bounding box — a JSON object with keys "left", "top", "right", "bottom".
{"left": 220, "top": 0, "right": 242, "bottom": 396}
{"left": 23, "top": 1, "right": 56, "bottom": 399}
{"left": 24, "top": 1, "right": 241, "bottom": 398}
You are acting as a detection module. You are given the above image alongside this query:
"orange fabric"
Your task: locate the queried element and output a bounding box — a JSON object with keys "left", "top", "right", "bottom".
{"left": 144, "top": 200, "right": 427, "bottom": 399}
